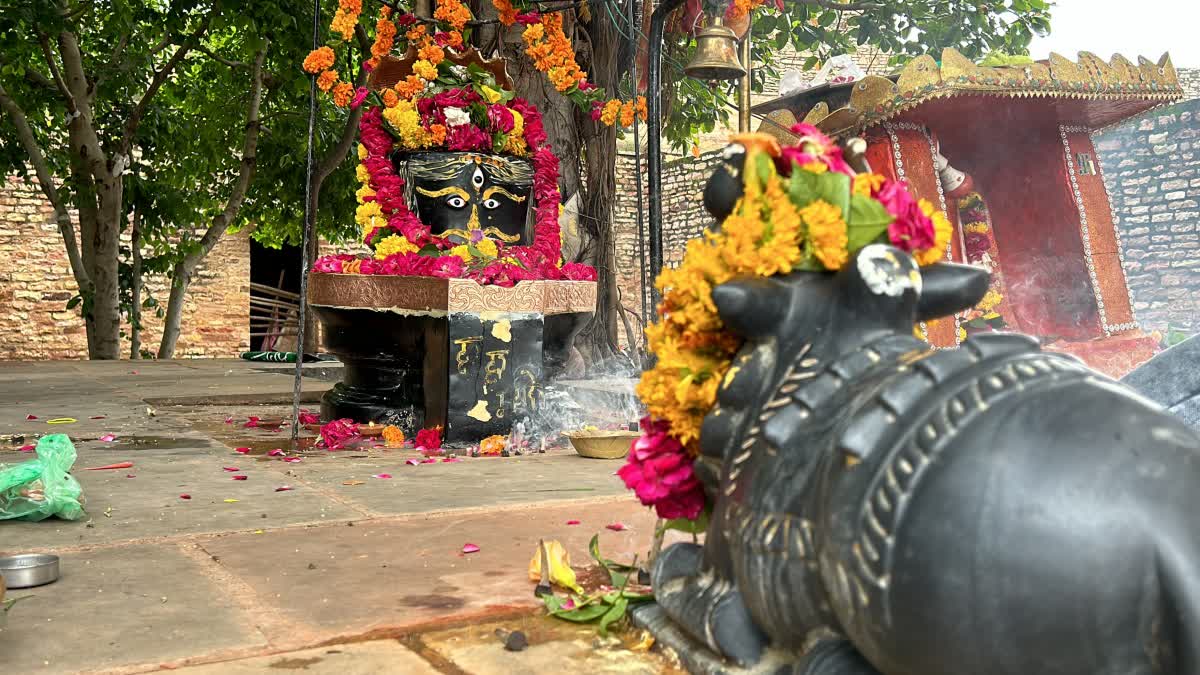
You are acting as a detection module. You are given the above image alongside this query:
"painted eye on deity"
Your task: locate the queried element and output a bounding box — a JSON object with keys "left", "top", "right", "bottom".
{"left": 483, "top": 198, "right": 501, "bottom": 210}
{"left": 471, "top": 168, "right": 485, "bottom": 189}
{"left": 446, "top": 196, "right": 468, "bottom": 209}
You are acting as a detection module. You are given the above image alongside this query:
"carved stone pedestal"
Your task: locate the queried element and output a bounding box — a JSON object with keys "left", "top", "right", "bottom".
{"left": 309, "top": 273, "right": 596, "bottom": 443}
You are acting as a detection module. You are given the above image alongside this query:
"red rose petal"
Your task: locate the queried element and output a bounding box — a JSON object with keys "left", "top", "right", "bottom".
{"left": 180, "top": 494, "right": 191, "bottom": 500}
{"left": 462, "top": 543, "right": 480, "bottom": 554}
{"left": 234, "top": 447, "right": 251, "bottom": 454}
{"left": 441, "top": 457, "right": 461, "bottom": 463}
{"left": 605, "top": 522, "right": 628, "bottom": 532}
{"left": 125, "top": 474, "right": 136, "bottom": 478}
{"left": 372, "top": 473, "right": 392, "bottom": 479}
{"left": 232, "top": 475, "right": 248, "bottom": 481}
{"left": 90, "top": 415, "right": 106, "bottom": 420}
{"left": 566, "top": 520, "right": 581, "bottom": 525}
{"left": 18, "top": 444, "right": 35, "bottom": 453}
{"left": 275, "top": 486, "right": 294, "bottom": 492}
{"left": 98, "top": 434, "right": 116, "bottom": 442}
{"left": 282, "top": 457, "right": 302, "bottom": 463}
{"left": 222, "top": 467, "right": 240, "bottom": 472}
{"left": 405, "top": 459, "right": 420, "bottom": 466}
{"left": 224, "top": 416, "right": 234, "bottom": 424}
{"left": 267, "top": 449, "right": 285, "bottom": 457}
{"left": 25, "top": 414, "right": 37, "bottom": 420}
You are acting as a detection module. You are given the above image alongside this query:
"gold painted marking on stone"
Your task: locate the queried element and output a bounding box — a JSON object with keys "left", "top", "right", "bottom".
{"left": 800, "top": 358, "right": 820, "bottom": 368}
{"left": 741, "top": 437, "right": 756, "bottom": 450}
{"left": 416, "top": 185, "right": 471, "bottom": 199}
{"left": 865, "top": 505, "right": 889, "bottom": 539}
{"left": 482, "top": 185, "right": 527, "bottom": 203}
{"left": 724, "top": 482, "right": 738, "bottom": 496}
{"left": 859, "top": 534, "right": 879, "bottom": 562}
{"left": 467, "top": 400, "right": 492, "bottom": 422}
{"left": 733, "top": 448, "right": 753, "bottom": 465}
{"left": 875, "top": 489, "right": 892, "bottom": 512}
{"left": 453, "top": 337, "right": 481, "bottom": 374}
{"left": 898, "top": 458, "right": 914, "bottom": 474}
{"left": 491, "top": 319, "right": 512, "bottom": 342}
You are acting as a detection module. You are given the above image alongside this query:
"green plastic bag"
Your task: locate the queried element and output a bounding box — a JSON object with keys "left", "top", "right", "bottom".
{"left": 0, "top": 434, "right": 85, "bottom": 521}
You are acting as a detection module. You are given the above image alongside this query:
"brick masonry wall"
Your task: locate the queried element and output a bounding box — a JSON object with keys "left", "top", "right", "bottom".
{"left": 0, "top": 175, "right": 250, "bottom": 360}
{"left": 1095, "top": 98, "right": 1200, "bottom": 335}
{"left": 1178, "top": 68, "right": 1200, "bottom": 100}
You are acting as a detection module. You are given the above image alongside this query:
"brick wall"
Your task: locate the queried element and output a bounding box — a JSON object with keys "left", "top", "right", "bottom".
{"left": 1178, "top": 68, "right": 1200, "bottom": 100}
{"left": 1095, "top": 99, "right": 1200, "bottom": 335}
{"left": 0, "top": 175, "right": 251, "bottom": 360}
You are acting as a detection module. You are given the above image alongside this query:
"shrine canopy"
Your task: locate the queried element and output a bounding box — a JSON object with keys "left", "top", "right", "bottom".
{"left": 753, "top": 48, "right": 1184, "bottom": 138}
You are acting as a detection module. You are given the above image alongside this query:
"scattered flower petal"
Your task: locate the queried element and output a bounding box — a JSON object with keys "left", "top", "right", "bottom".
{"left": 180, "top": 494, "right": 192, "bottom": 500}
{"left": 125, "top": 474, "right": 136, "bottom": 478}
{"left": 462, "top": 543, "right": 480, "bottom": 554}
{"left": 566, "top": 520, "right": 581, "bottom": 525}
{"left": 224, "top": 499, "right": 239, "bottom": 503}
{"left": 342, "top": 480, "right": 366, "bottom": 486}
{"left": 561, "top": 597, "right": 576, "bottom": 610}
{"left": 98, "top": 434, "right": 116, "bottom": 442}
{"left": 83, "top": 461, "right": 134, "bottom": 471}
{"left": 405, "top": 459, "right": 421, "bottom": 466}
{"left": 441, "top": 457, "right": 461, "bottom": 463}
{"left": 372, "top": 473, "right": 392, "bottom": 479}
{"left": 267, "top": 449, "right": 285, "bottom": 457}
{"left": 25, "top": 414, "right": 37, "bottom": 420}
{"left": 605, "top": 522, "right": 628, "bottom": 532}
{"left": 420, "top": 458, "right": 437, "bottom": 464}
{"left": 232, "top": 475, "right": 248, "bottom": 481}
{"left": 244, "top": 416, "right": 261, "bottom": 428}
{"left": 90, "top": 416, "right": 106, "bottom": 420}
{"left": 319, "top": 418, "right": 361, "bottom": 450}
{"left": 18, "top": 444, "right": 35, "bottom": 453}
{"left": 282, "top": 457, "right": 302, "bottom": 463}
{"left": 225, "top": 416, "right": 234, "bottom": 424}
{"left": 275, "top": 486, "right": 294, "bottom": 492}
{"left": 235, "top": 447, "right": 251, "bottom": 454}
{"left": 297, "top": 410, "right": 320, "bottom": 425}
{"left": 222, "top": 467, "right": 240, "bottom": 472}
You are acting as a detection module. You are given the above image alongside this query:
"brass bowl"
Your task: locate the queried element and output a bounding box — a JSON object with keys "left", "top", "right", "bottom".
{"left": 566, "top": 430, "right": 638, "bottom": 460}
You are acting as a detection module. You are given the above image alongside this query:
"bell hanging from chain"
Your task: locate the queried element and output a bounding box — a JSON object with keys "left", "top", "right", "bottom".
{"left": 684, "top": 16, "right": 746, "bottom": 81}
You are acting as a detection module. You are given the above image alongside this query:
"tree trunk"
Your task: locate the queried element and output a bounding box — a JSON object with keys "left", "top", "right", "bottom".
{"left": 129, "top": 210, "right": 143, "bottom": 359}
{"left": 90, "top": 176, "right": 124, "bottom": 359}
{"left": 576, "top": 4, "right": 624, "bottom": 364}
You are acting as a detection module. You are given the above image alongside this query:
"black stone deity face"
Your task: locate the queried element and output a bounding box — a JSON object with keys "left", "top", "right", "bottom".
{"left": 394, "top": 152, "right": 533, "bottom": 245}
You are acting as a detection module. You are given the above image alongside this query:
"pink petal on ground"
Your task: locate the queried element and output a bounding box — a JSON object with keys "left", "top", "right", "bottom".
{"left": 180, "top": 494, "right": 191, "bottom": 500}
{"left": 25, "top": 414, "right": 37, "bottom": 420}
{"left": 234, "top": 447, "right": 251, "bottom": 454}
{"left": 441, "top": 457, "right": 461, "bottom": 463}
{"left": 90, "top": 416, "right": 106, "bottom": 420}
{"left": 605, "top": 522, "right": 628, "bottom": 532}
{"left": 282, "top": 457, "right": 302, "bottom": 463}
{"left": 275, "top": 486, "right": 294, "bottom": 492}
{"left": 225, "top": 416, "right": 234, "bottom": 424}
{"left": 98, "top": 434, "right": 116, "bottom": 442}
{"left": 243, "top": 417, "right": 260, "bottom": 428}
{"left": 462, "top": 543, "right": 480, "bottom": 554}
{"left": 232, "top": 475, "right": 248, "bottom": 481}
{"left": 420, "top": 458, "right": 438, "bottom": 464}
{"left": 18, "top": 444, "right": 35, "bottom": 452}
{"left": 372, "top": 473, "right": 392, "bottom": 479}
{"left": 267, "top": 449, "right": 285, "bottom": 457}
{"left": 405, "top": 459, "right": 421, "bottom": 466}
{"left": 222, "top": 467, "right": 240, "bottom": 472}
{"left": 125, "top": 474, "right": 136, "bottom": 478}
{"left": 566, "top": 520, "right": 581, "bottom": 525}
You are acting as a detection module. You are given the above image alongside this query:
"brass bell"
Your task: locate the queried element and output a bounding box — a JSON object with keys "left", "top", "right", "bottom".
{"left": 684, "top": 17, "right": 746, "bottom": 81}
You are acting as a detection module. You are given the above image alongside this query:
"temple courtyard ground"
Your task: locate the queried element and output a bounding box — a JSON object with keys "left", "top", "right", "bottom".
{"left": 0, "top": 360, "right": 682, "bottom": 674}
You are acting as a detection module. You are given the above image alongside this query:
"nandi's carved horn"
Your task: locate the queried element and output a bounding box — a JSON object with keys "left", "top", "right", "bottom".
{"left": 712, "top": 278, "right": 788, "bottom": 339}
{"left": 916, "top": 263, "right": 990, "bottom": 322}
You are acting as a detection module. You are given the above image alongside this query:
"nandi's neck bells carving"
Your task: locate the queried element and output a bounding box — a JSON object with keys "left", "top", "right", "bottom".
{"left": 641, "top": 173, "right": 1200, "bottom": 675}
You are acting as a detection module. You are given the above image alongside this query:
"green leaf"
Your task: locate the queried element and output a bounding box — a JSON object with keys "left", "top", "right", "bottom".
{"left": 787, "top": 169, "right": 819, "bottom": 207}
{"left": 598, "top": 597, "right": 628, "bottom": 636}
{"left": 658, "top": 509, "right": 709, "bottom": 536}
{"left": 552, "top": 603, "right": 612, "bottom": 623}
{"left": 814, "top": 171, "right": 851, "bottom": 221}
{"left": 845, "top": 194, "right": 894, "bottom": 251}
{"left": 66, "top": 295, "right": 82, "bottom": 310}
{"left": 588, "top": 534, "right": 637, "bottom": 587}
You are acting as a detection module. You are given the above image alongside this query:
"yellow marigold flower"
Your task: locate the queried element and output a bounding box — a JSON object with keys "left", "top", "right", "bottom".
{"left": 475, "top": 238, "right": 499, "bottom": 258}
{"left": 802, "top": 199, "right": 849, "bottom": 270}
{"left": 413, "top": 59, "right": 438, "bottom": 82}
{"left": 523, "top": 23, "right": 544, "bottom": 41}
{"left": 914, "top": 199, "right": 952, "bottom": 266}
{"left": 600, "top": 99, "right": 621, "bottom": 126}
{"left": 852, "top": 173, "right": 887, "bottom": 196}
{"left": 802, "top": 161, "right": 828, "bottom": 174}
{"left": 449, "top": 245, "right": 473, "bottom": 262}
{"left": 957, "top": 326, "right": 968, "bottom": 343}
{"left": 977, "top": 289, "right": 1002, "bottom": 312}
{"left": 382, "top": 89, "right": 399, "bottom": 108}
{"left": 620, "top": 101, "right": 635, "bottom": 127}
{"left": 317, "top": 69, "right": 339, "bottom": 92}
{"left": 374, "top": 234, "right": 419, "bottom": 259}
{"left": 357, "top": 143, "right": 368, "bottom": 161}
{"left": 965, "top": 222, "right": 989, "bottom": 234}
{"left": 332, "top": 82, "right": 354, "bottom": 107}
{"left": 383, "top": 100, "right": 429, "bottom": 149}
{"left": 503, "top": 134, "right": 528, "bottom": 156}
{"left": 355, "top": 163, "right": 370, "bottom": 183}
{"left": 355, "top": 201, "right": 384, "bottom": 230}
{"left": 303, "top": 46, "right": 335, "bottom": 74}
{"left": 355, "top": 184, "right": 375, "bottom": 203}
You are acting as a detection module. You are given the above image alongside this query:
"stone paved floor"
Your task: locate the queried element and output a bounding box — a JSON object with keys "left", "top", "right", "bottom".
{"left": 0, "top": 360, "right": 680, "bottom": 674}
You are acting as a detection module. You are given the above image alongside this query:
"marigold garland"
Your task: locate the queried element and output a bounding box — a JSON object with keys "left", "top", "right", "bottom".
{"left": 523, "top": 14, "right": 587, "bottom": 93}
{"left": 331, "top": 0, "right": 364, "bottom": 41}
{"left": 303, "top": 46, "right": 335, "bottom": 74}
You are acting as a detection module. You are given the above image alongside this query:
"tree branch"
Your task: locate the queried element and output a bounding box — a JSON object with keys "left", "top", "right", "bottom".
{"left": 0, "top": 80, "right": 91, "bottom": 291}
{"left": 118, "top": 8, "right": 215, "bottom": 155}
{"left": 800, "top": 0, "right": 881, "bottom": 10}
{"left": 37, "top": 32, "right": 75, "bottom": 111}
{"left": 57, "top": 31, "right": 111, "bottom": 182}
{"left": 193, "top": 44, "right": 249, "bottom": 69}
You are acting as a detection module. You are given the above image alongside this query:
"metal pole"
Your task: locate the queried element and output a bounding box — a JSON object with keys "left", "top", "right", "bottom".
{"left": 739, "top": 20, "right": 752, "bottom": 132}
{"left": 629, "top": 0, "right": 648, "bottom": 326}
{"left": 291, "top": 0, "right": 321, "bottom": 448}
{"left": 646, "top": 0, "right": 688, "bottom": 310}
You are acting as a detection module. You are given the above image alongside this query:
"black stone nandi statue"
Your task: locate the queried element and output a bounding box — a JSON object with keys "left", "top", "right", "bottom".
{"left": 638, "top": 153, "right": 1200, "bottom": 675}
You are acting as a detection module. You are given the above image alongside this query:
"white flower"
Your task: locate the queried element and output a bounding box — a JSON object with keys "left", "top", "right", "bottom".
{"left": 444, "top": 107, "right": 470, "bottom": 128}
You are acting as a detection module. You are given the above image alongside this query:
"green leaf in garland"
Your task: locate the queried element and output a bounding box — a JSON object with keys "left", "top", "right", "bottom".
{"left": 845, "top": 193, "right": 894, "bottom": 252}
{"left": 598, "top": 597, "right": 629, "bottom": 636}
{"left": 787, "top": 168, "right": 819, "bottom": 208}
{"left": 753, "top": 152, "right": 776, "bottom": 190}
{"left": 551, "top": 602, "right": 612, "bottom": 623}
{"left": 814, "top": 171, "right": 851, "bottom": 222}
{"left": 658, "top": 508, "right": 710, "bottom": 535}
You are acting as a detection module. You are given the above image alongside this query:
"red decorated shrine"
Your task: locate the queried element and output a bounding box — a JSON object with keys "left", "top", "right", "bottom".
{"left": 754, "top": 49, "right": 1185, "bottom": 377}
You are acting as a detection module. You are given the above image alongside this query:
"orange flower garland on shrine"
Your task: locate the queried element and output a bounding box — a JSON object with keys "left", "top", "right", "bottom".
{"left": 331, "top": 0, "right": 364, "bottom": 41}
{"left": 522, "top": 14, "right": 587, "bottom": 93}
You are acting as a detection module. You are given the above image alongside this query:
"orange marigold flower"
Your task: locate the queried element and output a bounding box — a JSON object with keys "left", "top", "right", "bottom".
{"left": 303, "top": 46, "right": 335, "bottom": 74}
{"left": 600, "top": 99, "right": 621, "bottom": 126}
{"left": 395, "top": 75, "right": 426, "bottom": 99}
{"left": 635, "top": 96, "right": 648, "bottom": 121}
{"left": 332, "top": 82, "right": 355, "bottom": 108}
{"left": 492, "top": 0, "right": 518, "bottom": 26}
{"left": 406, "top": 24, "right": 428, "bottom": 42}
{"left": 317, "top": 69, "right": 339, "bottom": 92}
{"left": 433, "top": 0, "right": 472, "bottom": 31}
{"left": 523, "top": 14, "right": 587, "bottom": 93}
{"left": 418, "top": 44, "right": 445, "bottom": 65}
{"left": 382, "top": 89, "right": 400, "bottom": 107}
{"left": 330, "top": 0, "right": 363, "bottom": 42}
{"left": 429, "top": 123, "right": 447, "bottom": 145}
{"left": 371, "top": 10, "right": 397, "bottom": 59}
{"left": 801, "top": 199, "right": 849, "bottom": 270}
{"left": 914, "top": 199, "right": 953, "bottom": 266}
{"left": 444, "top": 30, "right": 464, "bottom": 48}
{"left": 620, "top": 101, "right": 635, "bottom": 127}
{"left": 381, "top": 424, "right": 405, "bottom": 448}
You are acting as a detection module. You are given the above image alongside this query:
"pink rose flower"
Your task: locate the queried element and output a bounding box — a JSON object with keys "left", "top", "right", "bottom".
{"left": 350, "top": 87, "right": 370, "bottom": 109}
{"left": 617, "top": 417, "right": 706, "bottom": 520}
{"left": 318, "top": 418, "right": 360, "bottom": 450}
{"left": 487, "top": 104, "right": 515, "bottom": 133}
{"left": 964, "top": 231, "right": 991, "bottom": 260}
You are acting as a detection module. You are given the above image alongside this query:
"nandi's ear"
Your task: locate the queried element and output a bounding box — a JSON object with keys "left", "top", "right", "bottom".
{"left": 703, "top": 147, "right": 747, "bottom": 223}
{"left": 916, "top": 262, "right": 991, "bottom": 322}
{"left": 712, "top": 278, "right": 787, "bottom": 339}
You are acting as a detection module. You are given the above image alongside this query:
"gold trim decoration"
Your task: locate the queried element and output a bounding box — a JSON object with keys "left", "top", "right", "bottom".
{"left": 309, "top": 273, "right": 596, "bottom": 316}
{"left": 795, "top": 48, "right": 1183, "bottom": 137}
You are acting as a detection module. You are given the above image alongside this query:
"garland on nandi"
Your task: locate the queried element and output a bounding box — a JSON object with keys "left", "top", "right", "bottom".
{"left": 622, "top": 129, "right": 953, "bottom": 521}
